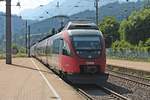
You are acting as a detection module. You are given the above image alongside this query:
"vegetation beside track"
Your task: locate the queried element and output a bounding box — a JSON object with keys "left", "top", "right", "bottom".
{"left": 100, "top": 8, "right": 150, "bottom": 47}
{"left": 0, "top": 43, "right": 27, "bottom": 59}
{"left": 101, "top": 8, "right": 150, "bottom": 61}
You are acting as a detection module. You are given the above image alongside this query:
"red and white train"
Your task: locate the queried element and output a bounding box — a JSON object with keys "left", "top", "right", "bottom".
{"left": 30, "top": 21, "right": 108, "bottom": 84}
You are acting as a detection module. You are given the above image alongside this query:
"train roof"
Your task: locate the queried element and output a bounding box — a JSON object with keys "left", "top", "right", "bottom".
{"left": 63, "top": 21, "right": 99, "bottom": 30}
{"left": 68, "top": 29, "right": 103, "bottom": 36}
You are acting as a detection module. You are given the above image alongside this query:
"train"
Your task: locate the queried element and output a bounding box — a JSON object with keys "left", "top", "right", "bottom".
{"left": 30, "top": 21, "right": 109, "bottom": 84}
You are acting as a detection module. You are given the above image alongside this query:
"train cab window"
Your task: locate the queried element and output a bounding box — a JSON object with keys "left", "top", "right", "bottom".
{"left": 61, "top": 40, "right": 72, "bottom": 56}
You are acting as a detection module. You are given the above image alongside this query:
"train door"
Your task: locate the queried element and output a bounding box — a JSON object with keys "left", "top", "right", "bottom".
{"left": 59, "top": 39, "right": 76, "bottom": 73}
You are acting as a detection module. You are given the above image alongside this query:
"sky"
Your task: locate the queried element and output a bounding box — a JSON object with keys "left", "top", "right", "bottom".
{"left": 0, "top": 0, "right": 52, "bottom": 15}
{"left": 0, "top": 0, "right": 139, "bottom": 15}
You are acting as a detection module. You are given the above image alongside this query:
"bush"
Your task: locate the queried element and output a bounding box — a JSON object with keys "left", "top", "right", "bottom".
{"left": 112, "top": 40, "right": 133, "bottom": 51}
{"left": 119, "top": 8, "right": 150, "bottom": 45}
{"left": 108, "top": 40, "right": 150, "bottom": 61}
{"left": 145, "top": 38, "right": 150, "bottom": 46}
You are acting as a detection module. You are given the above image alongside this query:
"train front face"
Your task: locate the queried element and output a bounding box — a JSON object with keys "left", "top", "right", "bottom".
{"left": 63, "top": 29, "right": 108, "bottom": 84}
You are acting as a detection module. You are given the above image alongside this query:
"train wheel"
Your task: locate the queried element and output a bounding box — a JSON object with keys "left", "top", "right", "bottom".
{"left": 59, "top": 71, "right": 64, "bottom": 78}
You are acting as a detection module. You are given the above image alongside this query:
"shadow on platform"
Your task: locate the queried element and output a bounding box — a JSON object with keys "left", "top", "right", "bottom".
{"left": 11, "top": 64, "right": 53, "bottom": 74}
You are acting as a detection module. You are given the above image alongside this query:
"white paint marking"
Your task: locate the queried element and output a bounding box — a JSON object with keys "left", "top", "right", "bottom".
{"left": 31, "top": 58, "right": 61, "bottom": 100}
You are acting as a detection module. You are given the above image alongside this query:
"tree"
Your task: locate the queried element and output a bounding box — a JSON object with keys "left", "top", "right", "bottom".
{"left": 119, "top": 8, "right": 150, "bottom": 44}
{"left": 145, "top": 38, "right": 150, "bottom": 46}
{"left": 99, "top": 16, "right": 120, "bottom": 47}
{"left": 112, "top": 40, "right": 132, "bottom": 51}
{"left": 12, "top": 43, "right": 19, "bottom": 55}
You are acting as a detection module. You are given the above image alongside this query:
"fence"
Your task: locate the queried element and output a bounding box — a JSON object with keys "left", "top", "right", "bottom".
{"left": 106, "top": 48, "right": 150, "bottom": 61}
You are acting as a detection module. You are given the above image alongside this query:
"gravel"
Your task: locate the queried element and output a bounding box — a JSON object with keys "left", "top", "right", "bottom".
{"left": 105, "top": 75, "right": 150, "bottom": 100}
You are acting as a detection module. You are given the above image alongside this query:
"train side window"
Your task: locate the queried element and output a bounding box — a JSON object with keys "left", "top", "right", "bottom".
{"left": 46, "top": 42, "right": 52, "bottom": 56}
{"left": 52, "top": 38, "right": 61, "bottom": 54}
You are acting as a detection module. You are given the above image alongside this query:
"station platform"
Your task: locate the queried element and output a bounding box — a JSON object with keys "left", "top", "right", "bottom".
{"left": 107, "top": 59, "right": 150, "bottom": 72}
{"left": 0, "top": 58, "right": 83, "bottom": 100}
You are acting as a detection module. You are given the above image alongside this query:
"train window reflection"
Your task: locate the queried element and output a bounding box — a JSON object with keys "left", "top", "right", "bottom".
{"left": 73, "top": 36, "right": 101, "bottom": 50}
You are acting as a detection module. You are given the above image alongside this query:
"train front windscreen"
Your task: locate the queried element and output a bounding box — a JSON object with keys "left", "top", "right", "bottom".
{"left": 72, "top": 35, "right": 102, "bottom": 59}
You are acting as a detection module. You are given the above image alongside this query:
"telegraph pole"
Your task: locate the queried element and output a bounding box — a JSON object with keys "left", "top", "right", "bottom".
{"left": 28, "top": 25, "right": 30, "bottom": 57}
{"left": 0, "top": 0, "right": 12, "bottom": 64}
{"left": 6, "top": 0, "right": 12, "bottom": 64}
{"left": 25, "top": 20, "right": 28, "bottom": 55}
{"left": 95, "top": 0, "right": 99, "bottom": 25}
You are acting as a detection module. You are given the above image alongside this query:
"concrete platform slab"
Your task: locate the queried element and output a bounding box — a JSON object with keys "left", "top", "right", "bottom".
{"left": 32, "top": 58, "right": 84, "bottom": 100}
{"left": 107, "top": 59, "right": 150, "bottom": 72}
{"left": 0, "top": 58, "right": 84, "bottom": 100}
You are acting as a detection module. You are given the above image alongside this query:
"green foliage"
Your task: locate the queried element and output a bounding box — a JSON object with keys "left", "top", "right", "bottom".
{"left": 99, "top": 16, "right": 120, "bottom": 47}
{"left": 112, "top": 40, "right": 150, "bottom": 52}
{"left": 12, "top": 43, "right": 17, "bottom": 49}
{"left": 12, "top": 44, "right": 19, "bottom": 54}
{"left": 112, "top": 40, "right": 133, "bottom": 51}
{"left": 109, "top": 40, "right": 150, "bottom": 61}
{"left": 12, "top": 43, "right": 26, "bottom": 56}
{"left": 138, "top": 40, "right": 144, "bottom": 47}
{"left": 145, "top": 38, "right": 150, "bottom": 46}
{"left": 119, "top": 8, "right": 150, "bottom": 44}
{"left": 19, "top": 46, "right": 26, "bottom": 54}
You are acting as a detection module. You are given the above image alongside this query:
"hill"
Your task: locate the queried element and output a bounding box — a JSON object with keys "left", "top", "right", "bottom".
{"left": 21, "top": 0, "right": 127, "bottom": 20}
{"left": 0, "top": 12, "right": 37, "bottom": 49}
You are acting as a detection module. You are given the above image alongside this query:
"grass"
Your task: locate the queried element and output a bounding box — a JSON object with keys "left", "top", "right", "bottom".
{"left": 144, "top": 76, "right": 150, "bottom": 80}
{"left": 0, "top": 53, "right": 28, "bottom": 60}
{"left": 14, "top": 53, "right": 27, "bottom": 58}
{"left": 0, "top": 54, "right": 5, "bottom": 59}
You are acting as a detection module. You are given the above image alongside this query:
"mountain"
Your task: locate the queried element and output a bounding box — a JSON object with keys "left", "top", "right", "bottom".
{"left": 27, "top": 1, "right": 143, "bottom": 45}
{"left": 0, "top": 12, "right": 5, "bottom": 37}
{"left": 70, "top": 1, "right": 143, "bottom": 22}
{"left": 20, "top": 0, "right": 123, "bottom": 20}
{"left": 0, "top": 12, "right": 37, "bottom": 49}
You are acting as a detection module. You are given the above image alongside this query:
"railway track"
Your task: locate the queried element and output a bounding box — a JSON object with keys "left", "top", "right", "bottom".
{"left": 76, "top": 88, "right": 95, "bottom": 100}
{"left": 98, "top": 86, "right": 130, "bottom": 100}
{"left": 107, "top": 65, "right": 150, "bottom": 83}
{"left": 106, "top": 70, "right": 150, "bottom": 100}
{"left": 107, "top": 70, "right": 150, "bottom": 87}
{"left": 74, "top": 70, "right": 150, "bottom": 100}
{"left": 74, "top": 85, "right": 130, "bottom": 100}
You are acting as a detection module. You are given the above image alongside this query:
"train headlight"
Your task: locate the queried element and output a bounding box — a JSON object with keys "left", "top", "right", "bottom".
{"left": 77, "top": 51, "right": 80, "bottom": 54}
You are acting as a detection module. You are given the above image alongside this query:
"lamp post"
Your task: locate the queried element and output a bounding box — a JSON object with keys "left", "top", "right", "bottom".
{"left": 0, "top": 0, "right": 12, "bottom": 64}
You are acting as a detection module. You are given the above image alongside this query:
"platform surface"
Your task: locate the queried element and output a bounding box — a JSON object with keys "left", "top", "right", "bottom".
{"left": 107, "top": 59, "right": 150, "bottom": 72}
{"left": 0, "top": 58, "right": 83, "bottom": 100}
